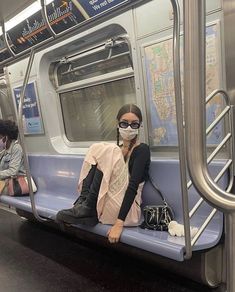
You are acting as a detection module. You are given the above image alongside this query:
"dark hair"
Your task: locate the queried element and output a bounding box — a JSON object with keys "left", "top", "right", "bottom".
{"left": 0, "top": 120, "right": 19, "bottom": 140}
{"left": 116, "top": 104, "right": 142, "bottom": 123}
{"left": 116, "top": 104, "right": 142, "bottom": 158}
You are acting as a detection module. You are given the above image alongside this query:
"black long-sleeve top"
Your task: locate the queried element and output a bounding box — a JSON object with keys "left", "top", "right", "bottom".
{"left": 118, "top": 143, "right": 150, "bottom": 221}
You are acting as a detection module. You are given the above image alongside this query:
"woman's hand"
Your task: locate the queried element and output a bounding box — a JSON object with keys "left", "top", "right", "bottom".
{"left": 107, "top": 219, "right": 124, "bottom": 243}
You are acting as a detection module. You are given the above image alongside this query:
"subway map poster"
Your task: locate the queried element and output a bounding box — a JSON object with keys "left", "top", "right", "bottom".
{"left": 144, "top": 22, "right": 222, "bottom": 146}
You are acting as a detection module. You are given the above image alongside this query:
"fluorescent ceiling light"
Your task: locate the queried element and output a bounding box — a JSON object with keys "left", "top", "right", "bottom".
{"left": 5, "top": 1, "right": 41, "bottom": 31}
{"left": 4, "top": 0, "right": 54, "bottom": 32}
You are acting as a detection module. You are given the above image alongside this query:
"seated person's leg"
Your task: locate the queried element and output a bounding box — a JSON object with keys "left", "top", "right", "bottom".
{"left": 56, "top": 166, "right": 103, "bottom": 225}
{"left": 73, "top": 164, "right": 97, "bottom": 205}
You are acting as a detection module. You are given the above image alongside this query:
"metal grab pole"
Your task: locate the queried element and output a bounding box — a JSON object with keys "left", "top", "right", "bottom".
{"left": 225, "top": 213, "right": 235, "bottom": 292}
{"left": 40, "top": 0, "right": 56, "bottom": 38}
{"left": 170, "top": 0, "right": 192, "bottom": 259}
{"left": 18, "top": 49, "right": 47, "bottom": 222}
{"left": 1, "top": 21, "right": 15, "bottom": 58}
{"left": 184, "top": 0, "right": 235, "bottom": 290}
{"left": 183, "top": 3, "right": 235, "bottom": 208}
{"left": 183, "top": 1, "right": 235, "bottom": 209}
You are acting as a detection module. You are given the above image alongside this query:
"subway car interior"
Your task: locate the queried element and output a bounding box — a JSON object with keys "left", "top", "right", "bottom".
{"left": 0, "top": 0, "right": 235, "bottom": 291}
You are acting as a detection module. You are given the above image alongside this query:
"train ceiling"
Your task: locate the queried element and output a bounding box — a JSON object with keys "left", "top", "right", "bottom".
{"left": 0, "top": 0, "right": 35, "bottom": 23}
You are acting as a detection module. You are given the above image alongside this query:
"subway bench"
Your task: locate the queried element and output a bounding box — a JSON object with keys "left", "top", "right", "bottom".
{"left": 0, "top": 154, "right": 227, "bottom": 261}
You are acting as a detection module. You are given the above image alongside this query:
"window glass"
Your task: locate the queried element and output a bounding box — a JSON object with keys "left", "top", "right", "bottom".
{"left": 60, "top": 77, "right": 136, "bottom": 142}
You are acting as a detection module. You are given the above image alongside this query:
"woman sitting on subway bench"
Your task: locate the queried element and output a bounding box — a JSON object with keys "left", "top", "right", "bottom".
{"left": 0, "top": 120, "right": 25, "bottom": 195}
{"left": 56, "top": 104, "right": 150, "bottom": 244}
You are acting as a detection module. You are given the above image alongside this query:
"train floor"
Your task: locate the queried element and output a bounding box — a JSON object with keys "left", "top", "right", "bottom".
{"left": 0, "top": 207, "right": 214, "bottom": 292}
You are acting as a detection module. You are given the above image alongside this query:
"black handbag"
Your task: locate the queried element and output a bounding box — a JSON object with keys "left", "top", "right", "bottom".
{"left": 140, "top": 176, "right": 174, "bottom": 231}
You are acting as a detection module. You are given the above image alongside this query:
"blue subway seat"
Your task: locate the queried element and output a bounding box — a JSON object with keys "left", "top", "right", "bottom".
{"left": 0, "top": 155, "right": 227, "bottom": 261}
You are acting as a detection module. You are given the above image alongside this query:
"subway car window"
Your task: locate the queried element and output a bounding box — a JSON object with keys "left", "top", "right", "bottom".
{"left": 57, "top": 42, "right": 131, "bottom": 86}
{"left": 54, "top": 38, "right": 135, "bottom": 142}
{"left": 60, "top": 77, "right": 136, "bottom": 142}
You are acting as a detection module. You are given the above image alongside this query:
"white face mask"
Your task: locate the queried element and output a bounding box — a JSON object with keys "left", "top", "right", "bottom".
{"left": 119, "top": 126, "right": 139, "bottom": 141}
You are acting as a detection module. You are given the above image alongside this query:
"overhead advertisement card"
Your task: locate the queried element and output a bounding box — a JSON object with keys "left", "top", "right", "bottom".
{"left": 13, "top": 81, "right": 44, "bottom": 135}
{"left": 7, "top": 0, "right": 130, "bottom": 54}
{"left": 76, "top": 0, "right": 129, "bottom": 17}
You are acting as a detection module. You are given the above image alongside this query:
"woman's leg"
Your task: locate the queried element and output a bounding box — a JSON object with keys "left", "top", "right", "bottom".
{"left": 73, "top": 164, "right": 97, "bottom": 205}
{"left": 56, "top": 142, "right": 122, "bottom": 225}
{"left": 56, "top": 167, "right": 103, "bottom": 225}
{"left": 74, "top": 168, "right": 103, "bottom": 216}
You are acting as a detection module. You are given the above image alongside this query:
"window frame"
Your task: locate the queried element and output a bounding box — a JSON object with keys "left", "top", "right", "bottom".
{"left": 52, "top": 39, "right": 135, "bottom": 145}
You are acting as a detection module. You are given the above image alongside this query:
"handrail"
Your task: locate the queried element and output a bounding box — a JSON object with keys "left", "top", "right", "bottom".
{"left": 181, "top": 78, "right": 234, "bottom": 250}
{"left": 117, "top": 36, "right": 134, "bottom": 69}
{"left": 206, "top": 134, "right": 232, "bottom": 164}
{"left": 206, "top": 88, "right": 229, "bottom": 104}
{"left": 187, "top": 89, "right": 234, "bottom": 219}
{"left": 206, "top": 106, "right": 230, "bottom": 135}
{"left": 187, "top": 130, "right": 232, "bottom": 189}
{"left": 17, "top": 49, "right": 48, "bottom": 222}
{"left": 1, "top": 21, "right": 15, "bottom": 58}
{"left": 191, "top": 208, "right": 217, "bottom": 246}
{"left": 170, "top": 0, "right": 192, "bottom": 259}
{"left": 184, "top": 16, "right": 235, "bottom": 208}
{"left": 184, "top": 1, "right": 235, "bottom": 291}
{"left": 184, "top": 0, "right": 235, "bottom": 209}
{"left": 214, "top": 159, "right": 233, "bottom": 184}
{"left": 189, "top": 159, "right": 233, "bottom": 218}
{"left": 61, "top": 52, "right": 131, "bottom": 76}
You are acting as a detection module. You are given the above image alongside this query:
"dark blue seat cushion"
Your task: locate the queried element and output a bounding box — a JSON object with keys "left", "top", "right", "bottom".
{"left": 0, "top": 154, "right": 227, "bottom": 261}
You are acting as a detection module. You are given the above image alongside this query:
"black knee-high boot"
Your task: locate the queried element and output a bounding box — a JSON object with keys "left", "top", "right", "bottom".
{"left": 73, "top": 164, "right": 97, "bottom": 205}
{"left": 56, "top": 168, "right": 103, "bottom": 226}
